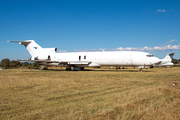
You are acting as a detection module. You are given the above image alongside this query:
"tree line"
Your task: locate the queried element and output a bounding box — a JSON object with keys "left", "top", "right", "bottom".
{"left": 0, "top": 58, "right": 41, "bottom": 69}
{"left": 0, "top": 58, "right": 180, "bottom": 69}
{"left": 172, "top": 58, "right": 180, "bottom": 65}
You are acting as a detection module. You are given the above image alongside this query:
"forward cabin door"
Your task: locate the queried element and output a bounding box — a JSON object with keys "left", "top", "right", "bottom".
{"left": 79, "top": 56, "right": 81, "bottom": 61}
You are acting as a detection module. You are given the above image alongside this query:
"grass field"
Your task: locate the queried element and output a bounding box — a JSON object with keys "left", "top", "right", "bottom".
{"left": 0, "top": 67, "right": 180, "bottom": 120}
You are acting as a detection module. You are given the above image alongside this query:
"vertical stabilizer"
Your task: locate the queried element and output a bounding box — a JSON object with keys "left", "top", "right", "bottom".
{"left": 8, "top": 40, "right": 57, "bottom": 60}
{"left": 8, "top": 40, "right": 42, "bottom": 58}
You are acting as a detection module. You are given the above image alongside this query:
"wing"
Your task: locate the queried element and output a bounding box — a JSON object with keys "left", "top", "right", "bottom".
{"left": 19, "top": 59, "right": 92, "bottom": 66}
{"left": 19, "top": 59, "right": 59, "bottom": 63}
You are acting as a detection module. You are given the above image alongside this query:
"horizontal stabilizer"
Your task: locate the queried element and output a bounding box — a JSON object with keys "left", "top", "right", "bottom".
{"left": 7, "top": 40, "right": 34, "bottom": 46}
{"left": 8, "top": 40, "right": 32, "bottom": 43}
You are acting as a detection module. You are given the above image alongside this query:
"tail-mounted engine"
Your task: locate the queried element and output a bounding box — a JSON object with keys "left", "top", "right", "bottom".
{"left": 42, "top": 48, "right": 57, "bottom": 53}
{"left": 34, "top": 55, "right": 51, "bottom": 60}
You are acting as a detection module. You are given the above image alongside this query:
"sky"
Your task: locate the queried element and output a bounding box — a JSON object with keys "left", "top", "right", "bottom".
{"left": 0, "top": 0, "right": 180, "bottom": 61}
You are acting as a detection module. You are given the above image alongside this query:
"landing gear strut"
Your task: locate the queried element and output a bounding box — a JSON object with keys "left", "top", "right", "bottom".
{"left": 116, "top": 67, "right": 121, "bottom": 69}
{"left": 66, "top": 67, "right": 84, "bottom": 71}
{"left": 73, "top": 67, "right": 84, "bottom": 71}
{"left": 66, "top": 66, "right": 72, "bottom": 71}
{"left": 139, "top": 68, "right": 143, "bottom": 72}
{"left": 40, "top": 65, "right": 47, "bottom": 70}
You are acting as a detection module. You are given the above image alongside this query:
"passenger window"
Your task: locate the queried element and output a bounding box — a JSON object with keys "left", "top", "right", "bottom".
{"left": 84, "top": 55, "right": 86, "bottom": 59}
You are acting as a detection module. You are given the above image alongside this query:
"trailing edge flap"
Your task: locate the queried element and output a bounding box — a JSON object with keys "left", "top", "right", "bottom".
{"left": 66, "top": 61, "right": 92, "bottom": 65}
{"left": 52, "top": 61, "right": 92, "bottom": 65}
{"left": 19, "top": 60, "right": 92, "bottom": 65}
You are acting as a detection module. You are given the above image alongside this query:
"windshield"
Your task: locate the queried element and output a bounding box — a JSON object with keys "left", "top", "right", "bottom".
{"left": 146, "top": 54, "right": 154, "bottom": 57}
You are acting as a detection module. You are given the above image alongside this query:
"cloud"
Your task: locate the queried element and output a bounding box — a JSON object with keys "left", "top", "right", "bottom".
{"left": 58, "top": 50, "right": 67, "bottom": 53}
{"left": 115, "top": 44, "right": 180, "bottom": 51}
{"left": 158, "top": 8, "right": 176, "bottom": 12}
{"left": 162, "top": 39, "right": 178, "bottom": 46}
{"left": 73, "top": 44, "right": 180, "bottom": 52}
{"left": 157, "top": 9, "right": 166, "bottom": 12}
{"left": 167, "top": 39, "right": 178, "bottom": 44}
{"left": 72, "top": 40, "right": 180, "bottom": 52}
{"left": 115, "top": 41, "right": 180, "bottom": 51}
{"left": 74, "top": 49, "right": 97, "bottom": 52}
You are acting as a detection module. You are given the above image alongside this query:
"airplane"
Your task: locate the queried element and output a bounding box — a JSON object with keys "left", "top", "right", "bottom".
{"left": 154, "top": 53, "right": 175, "bottom": 67}
{"left": 8, "top": 40, "right": 161, "bottom": 71}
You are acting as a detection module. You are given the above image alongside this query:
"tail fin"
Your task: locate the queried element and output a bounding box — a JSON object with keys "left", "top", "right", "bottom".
{"left": 161, "top": 53, "right": 175, "bottom": 62}
{"left": 8, "top": 40, "right": 57, "bottom": 60}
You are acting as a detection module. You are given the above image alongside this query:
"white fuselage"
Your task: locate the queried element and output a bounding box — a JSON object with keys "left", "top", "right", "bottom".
{"left": 48, "top": 51, "right": 160, "bottom": 67}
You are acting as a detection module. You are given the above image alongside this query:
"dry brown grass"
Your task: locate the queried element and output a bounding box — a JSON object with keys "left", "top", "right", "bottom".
{"left": 0, "top": 67, "right": 180, "bottom": 120}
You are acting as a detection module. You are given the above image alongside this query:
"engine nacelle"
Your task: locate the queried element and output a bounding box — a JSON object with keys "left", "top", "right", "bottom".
{"left": 42, "top": 48, "right": 57, "bottom": 53}
{"left": 34, "top": 55, "right": 51, "bottom": 60}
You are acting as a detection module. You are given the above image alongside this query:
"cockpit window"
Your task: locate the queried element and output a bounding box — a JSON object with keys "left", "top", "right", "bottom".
{"left": 146, "top": 54, "right": 154, "bottom": 57}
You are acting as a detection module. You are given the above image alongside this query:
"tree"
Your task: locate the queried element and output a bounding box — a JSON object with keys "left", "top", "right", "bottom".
{"left": 32, "top": 62, "right": 40, "bottom": 69}
{"left": 1, "top": 58, "right": 10, "bottom": 69}
{"left": 22, "top": 62, "right": 30, "bottom": 68}
{"left": 10, "top": 60, "right": 21, "bottom": 68}
{"left": 172, "top": 58, "right": 179, "bottom": 64}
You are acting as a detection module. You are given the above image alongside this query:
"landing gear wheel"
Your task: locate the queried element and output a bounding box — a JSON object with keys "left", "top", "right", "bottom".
{"left": 66, "top": 67, "right": 71, "bottom": 71}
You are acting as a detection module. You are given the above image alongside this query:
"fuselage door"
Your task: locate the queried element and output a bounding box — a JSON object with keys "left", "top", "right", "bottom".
{"left": 79, "top": 56, "right": 81, "bottom": 61}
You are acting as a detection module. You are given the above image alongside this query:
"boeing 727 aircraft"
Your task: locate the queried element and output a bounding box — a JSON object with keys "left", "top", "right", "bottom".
{"left": 8, "top": 40, "right": 161, "bottom": 70}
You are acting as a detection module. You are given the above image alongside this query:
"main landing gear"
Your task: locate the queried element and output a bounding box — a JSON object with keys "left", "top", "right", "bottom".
{"left": 66, "top": 67, "right": 84, "bottom": 71}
